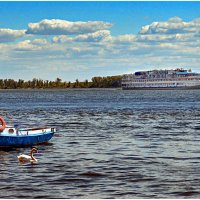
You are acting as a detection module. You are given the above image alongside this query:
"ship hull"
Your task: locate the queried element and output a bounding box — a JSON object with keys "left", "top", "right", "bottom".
{"left": 122, "top": 85, "right": 200, "bottom": 90}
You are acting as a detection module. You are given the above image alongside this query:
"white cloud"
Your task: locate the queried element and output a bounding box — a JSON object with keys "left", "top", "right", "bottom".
{"left": 108, "top": 34, "right": 137, "bottom": 44}
{"left": 53, "top": 30, "right": 111, "bottom": 43}
{"left": 31, "top": 38, "right": 48, "bottom": 45}
{"left": 168, "top": 16, "right": 183, "bottom": 23}
{"left": 2, "top": 16, "right": 200, "bottom": 81}
{"left": 52, "top": 35, "right": 72, "bottom": 43}
{"left": 13, "top": 39, "right": 50, "bottom": 52}
{"left": 74, "top": 30, "right": 111, "bottom": 42}
{"left": 26, "top": 19, "right": 112, "bottom": 35}
{"left": 139, "top": 17, "right": 200, "bottom": 35}
{"left": 0, "top": 29, "right": 25, "bottom": 43}
{"left": 30, "top": 17, "right": 200, "bottom": 64}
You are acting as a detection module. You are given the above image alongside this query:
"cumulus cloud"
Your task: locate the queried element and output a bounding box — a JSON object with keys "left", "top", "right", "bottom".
{"left": 49, "top": 17, "right": 200, "bottom": 62}
{"left": 53, "top": 30, "right": 111, "bottom": 43}
{"left": 0, "top": 29, "right": 25, "bottom": 43}
{"left": 74, "top": 30, "right": 111, "bottom": 42}
{"left": 65, "top": 46, "right": 99, "bottom": 58}
{"left": 2, "top": 16, "right": 200, "bottom": 81}
{"left": 31, "top": 38, "right": 48, "bottom": 45}
{"left": 139, "top": 16, "right": 200, "bottom": 35}
{"left": 26, "top": 19, "right": 112, "bottom": 35}
{"left": 52, "top": 35, "right": 72, "bottom": 43}
{"left": 14, "top": 40, "right": 40, "bottom": 51}
{"left": 13, "top": 39, "right": 49, "bottom": 51}
{"left": 109, "top": 34, "right": 137, "bottom": 44}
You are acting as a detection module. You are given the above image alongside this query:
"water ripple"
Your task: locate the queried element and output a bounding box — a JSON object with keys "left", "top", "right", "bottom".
{"left": 1, "top": 89, "right": 200, "bottom": 198}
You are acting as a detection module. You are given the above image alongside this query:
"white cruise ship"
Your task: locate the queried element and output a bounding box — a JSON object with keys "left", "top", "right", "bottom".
{"left": 122, "top": 68, "right": 200, "bottom": 90}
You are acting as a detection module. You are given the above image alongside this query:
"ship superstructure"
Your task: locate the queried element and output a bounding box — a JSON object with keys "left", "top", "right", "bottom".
{"left": 122, "top": 68, "right": 200, "bottom": 89}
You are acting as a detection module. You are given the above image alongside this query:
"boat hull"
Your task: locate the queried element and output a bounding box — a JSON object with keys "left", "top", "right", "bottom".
{"left": 0, "top": 129, "right": 55, "bottom": 147}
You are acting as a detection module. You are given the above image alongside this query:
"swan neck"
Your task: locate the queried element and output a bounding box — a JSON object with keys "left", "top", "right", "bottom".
{"left": 30, "top": 149, "right": 36, "bottom": 160}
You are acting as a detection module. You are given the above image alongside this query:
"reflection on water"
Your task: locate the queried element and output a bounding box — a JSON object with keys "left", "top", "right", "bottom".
{"left": 0, "top": 89, "right": 200, "bottom": 198}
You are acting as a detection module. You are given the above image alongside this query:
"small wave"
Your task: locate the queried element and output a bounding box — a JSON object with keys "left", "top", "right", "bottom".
{"left": 79, "top": 171, "right": 105, "bottom": 177}
{"left": 173, "top": 191, "right": 199, "bottom": 197}
{"left": 193, "top": 126, "right": 200, "bottom": 130}
{"left": 153, "top": 126, "right": 172, "bottom": 130}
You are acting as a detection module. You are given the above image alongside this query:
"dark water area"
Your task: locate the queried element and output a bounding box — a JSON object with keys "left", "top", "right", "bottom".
{"left": 1, "top": 88, "right": 200, "bottom": 198}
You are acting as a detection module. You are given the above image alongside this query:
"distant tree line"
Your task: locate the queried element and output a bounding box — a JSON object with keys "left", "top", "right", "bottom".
{"left": 0, "top": 75, "right": 122, "bottom": 89}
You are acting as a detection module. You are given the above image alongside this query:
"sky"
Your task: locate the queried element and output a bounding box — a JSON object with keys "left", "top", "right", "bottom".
{"left": 1, "top": 1, "right": 200, "bottom": 81}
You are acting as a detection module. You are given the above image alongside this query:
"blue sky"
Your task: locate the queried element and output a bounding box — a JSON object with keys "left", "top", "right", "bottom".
{"left": 1, "top": 1, "right": 200, "bottom": 81}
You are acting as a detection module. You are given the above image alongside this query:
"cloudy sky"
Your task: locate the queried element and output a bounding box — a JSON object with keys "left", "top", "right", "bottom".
{"left": 1, "top": 1, "right": 200, "bottom": 81}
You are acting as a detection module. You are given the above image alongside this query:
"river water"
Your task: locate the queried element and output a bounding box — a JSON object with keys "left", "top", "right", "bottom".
{"left": 1, "top": 89, "right": 200, "bottom": 198}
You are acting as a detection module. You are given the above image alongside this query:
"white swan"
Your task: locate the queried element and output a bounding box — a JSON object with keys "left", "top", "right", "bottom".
{"left": 17, "top": 147, "right": 38, "bottom": 164}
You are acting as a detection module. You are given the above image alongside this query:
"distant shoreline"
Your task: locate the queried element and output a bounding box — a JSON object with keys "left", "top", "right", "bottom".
{"left": 0, "top": 75, "right": 122, "bottom": 89}
{"left": 0, "top": 87, "right": 122, "bottom": 91}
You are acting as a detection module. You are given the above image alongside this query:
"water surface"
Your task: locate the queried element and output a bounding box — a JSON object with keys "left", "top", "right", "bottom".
{"left": 1, "top": 89, "right": 200, "bottom": 198}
